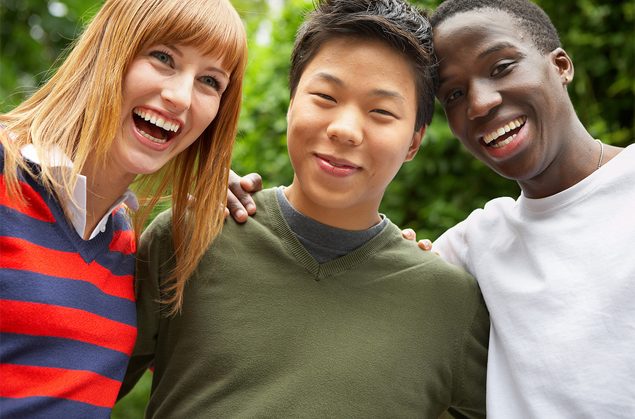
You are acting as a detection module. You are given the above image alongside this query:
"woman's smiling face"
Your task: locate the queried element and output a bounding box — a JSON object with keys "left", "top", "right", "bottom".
{"left": 434, "top": 10, "right": 572, "bottom": 183}
{"left": 109, "top": 43, "right": 230, "bottom": 184}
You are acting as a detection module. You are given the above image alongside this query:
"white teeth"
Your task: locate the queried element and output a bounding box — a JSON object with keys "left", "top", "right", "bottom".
{"left": 482, "top": 116, "right": 527, "bottom": 144}
{"left": 491, "top": 134, "right": 517, "bottom": 149}
{"left": 133, "top": 109, "right": 181, "bottom": 133}
{"left": 138, "top": 129, "right": 167, "bottom": 144}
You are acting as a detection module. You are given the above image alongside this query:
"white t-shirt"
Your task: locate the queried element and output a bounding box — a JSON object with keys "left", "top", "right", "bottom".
{"left": 435, "top": 144, "right": 635, "bottom": 418}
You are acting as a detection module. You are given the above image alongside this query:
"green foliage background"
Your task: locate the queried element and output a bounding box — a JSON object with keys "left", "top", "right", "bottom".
{"left": 1, "top": 0, "right": 633, "bottom": 416}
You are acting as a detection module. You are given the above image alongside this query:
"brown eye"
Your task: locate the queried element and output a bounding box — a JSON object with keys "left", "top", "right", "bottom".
{"left": 492, "top": 63, "right": 511, "bottom": 76}
{"left": 315, "top": 93, "right": 336, "bottom": 102}
{"left": 448, "top": 90, "right": 463, "bottom": 102}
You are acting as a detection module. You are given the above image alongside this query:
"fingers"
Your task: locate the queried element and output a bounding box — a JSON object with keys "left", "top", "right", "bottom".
{"left": 417, "top": 239, "right": 433, "bottom": 252}
{"left": 402, "top": 229, "right": 434, "bottom": 252}
{"left": 227, "top": 170, "right": 262, "bottom": 223}
{"left": 226, "top": 188, "right": 249, "bottom": 223}
{"left": 402, "top": 228, "right": 416, "bottom": 241}
{"left": 240, "top": 173, "right": 263, "bottom": 197}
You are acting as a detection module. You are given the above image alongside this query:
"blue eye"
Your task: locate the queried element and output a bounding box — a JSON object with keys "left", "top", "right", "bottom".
{"left": 151, "top": 51, "right": 171, "bottom": 64}
{"left": 201, "top": 76, "right": 218, "bottom": 88}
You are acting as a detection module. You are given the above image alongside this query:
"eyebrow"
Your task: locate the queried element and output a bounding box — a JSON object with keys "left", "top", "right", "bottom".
{"left": 313, "top": 72, "right": 345, "bottom": 87}
{"left": 478, "top": 42, "right": 516, "bottom": 59}
{"left": 369, "top": 88, "right": 405, "bottom": 102}
{"left": 437, "top": 42, "right": 520, "bottom": 88}
{"left": 313, "top": 72, "right": 405, "bottom": 101}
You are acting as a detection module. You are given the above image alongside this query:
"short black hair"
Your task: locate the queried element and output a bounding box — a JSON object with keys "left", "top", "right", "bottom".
{"left": 289, "top": 0, "right": 436, "bottom": 130}
{"left": 431, "top": 0, "right": 561, "bottom": 54}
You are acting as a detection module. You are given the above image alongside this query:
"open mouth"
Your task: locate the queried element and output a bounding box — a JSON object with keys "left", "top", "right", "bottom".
{"left": 481, "top": 116, "right": 527, "bottom": 149}
{"left": 133, "top": 108, "right": 181, "bottom": 144}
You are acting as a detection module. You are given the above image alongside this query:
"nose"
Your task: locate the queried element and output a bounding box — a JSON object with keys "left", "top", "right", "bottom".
{"left": 161, "top": 74, "right": 193, "bottom": 112}
{"left": 326, "top": 106, "right": 364, "bottom": 146}
{"left": 466, "top": 80, "right": 502, "bottom": 120}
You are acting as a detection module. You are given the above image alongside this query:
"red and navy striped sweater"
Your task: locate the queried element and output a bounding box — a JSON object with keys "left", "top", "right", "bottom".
{"left": 0, "top": 145, "right": 137, "bottom": 418}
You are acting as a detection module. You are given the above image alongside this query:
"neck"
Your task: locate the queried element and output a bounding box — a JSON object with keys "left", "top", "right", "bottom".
{"left": 518, "top": 121, "right": 602, "bottom": 198}
{"left": 284, "top": 183, "right": 382, "bottom": 231}
{"left": 81, "top": 162, "right": 135, "bottom": 240}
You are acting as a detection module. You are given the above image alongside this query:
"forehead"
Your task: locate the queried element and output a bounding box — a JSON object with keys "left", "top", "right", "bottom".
{"left": 300, "top": 37, "right": 416, "bottom": 93}
{"left": 304, "top": 37, "right": 411, "bottom": 71}
{"left": 434, "top": 10, "right": 532, "bottom": 66}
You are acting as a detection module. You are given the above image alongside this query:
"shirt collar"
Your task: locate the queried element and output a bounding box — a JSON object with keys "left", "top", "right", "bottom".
{"left": 20, "top": 144, "right": 139, "bottom": 240}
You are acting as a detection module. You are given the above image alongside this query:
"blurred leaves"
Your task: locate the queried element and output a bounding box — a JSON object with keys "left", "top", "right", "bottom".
{"left": 2, "top": 0, "right": 632, "bottom": 241}
{"left": 1, "top": 1, "right": 632, "bottom": 413}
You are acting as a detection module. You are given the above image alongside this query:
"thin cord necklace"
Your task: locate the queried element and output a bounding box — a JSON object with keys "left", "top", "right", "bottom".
{"left": 595, "top": 139, "right": 604, "bottom": 169}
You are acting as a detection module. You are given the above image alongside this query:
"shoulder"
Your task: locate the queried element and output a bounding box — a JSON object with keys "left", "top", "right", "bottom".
{"left": 138, "top": 208, "right": 176, "bottom": 264}
{"left": 439, "top": 196, "right": 517, "bottom": 243}
{"left": 472, "top": 196, "right": 517, "bottom": 220}
{"left": 142, "top": 207, "right": 174, "bottom": 244}
{"left": 219, "top": 187, "right": 280, "bottom": 235}
{"left": 378, "top": 222, "right": 489, "bottom": 355}
{"left": 379, "top": 221, "right": 481, "bottom": 295}
{"left": 111, "top": 205, "right": 133, "bottom": 229}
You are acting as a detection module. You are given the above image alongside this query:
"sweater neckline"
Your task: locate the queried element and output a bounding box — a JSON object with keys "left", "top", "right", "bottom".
{"left": 261, "top": 188, "right": 397, "bottom": 279}
{"left": 43, "top": 184, "right": 117, "bottom": 263}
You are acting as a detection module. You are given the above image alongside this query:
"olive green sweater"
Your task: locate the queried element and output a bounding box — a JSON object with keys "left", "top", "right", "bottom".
{"left": 121, "top": 188, "right": 489, "bottom": 418}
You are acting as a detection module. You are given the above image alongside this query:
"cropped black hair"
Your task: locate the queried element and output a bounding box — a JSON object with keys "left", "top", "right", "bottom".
{"left": 431, "top": 0, "right": 561, "bottom": 54}
{"left": 289, "top": 0, "right": 436, "bottom": 130}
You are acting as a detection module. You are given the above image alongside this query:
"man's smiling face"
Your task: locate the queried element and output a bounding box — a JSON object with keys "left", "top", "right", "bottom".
{"left": 284, "top": 37, "right": 424, "bottom": 230}
{"left": 434, "top": 9, "right": 572, "bottom": 183}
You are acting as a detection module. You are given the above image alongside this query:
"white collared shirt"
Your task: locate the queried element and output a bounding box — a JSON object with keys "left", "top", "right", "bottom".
{"left": 20, "top": 144, "right": 139, "bottom": 240}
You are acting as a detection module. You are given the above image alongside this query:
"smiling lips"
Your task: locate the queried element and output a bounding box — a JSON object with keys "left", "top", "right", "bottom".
{"left": 316, "top": 154, "right": 360, "bottom": 176}
{"left": 482, "top": 116, "right": 527, "bottom": 148}
{"left": 133, "top": 108, "right": 181, "bottom": 144}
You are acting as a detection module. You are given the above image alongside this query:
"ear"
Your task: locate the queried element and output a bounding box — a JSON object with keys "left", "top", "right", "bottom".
{"left": 286, "top": 98, "right": 294, "bottom": 122}
{"left": 404, "top": 125, "right": 426, "bottom": 162}
{"left": 549, "top": 47, "right": 574, "bottom": 86}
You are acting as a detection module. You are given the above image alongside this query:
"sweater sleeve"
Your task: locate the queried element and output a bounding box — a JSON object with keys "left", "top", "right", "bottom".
{"left": 447, "top": 270, "right": 490, "bottom": 419}
{"left": 117, "top": 210, "right": 173, "bottom": 399}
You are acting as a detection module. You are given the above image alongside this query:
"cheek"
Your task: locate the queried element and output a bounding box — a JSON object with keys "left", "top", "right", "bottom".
{"left": 444, "top": 109, "right": 464, "bottom": 137}
{"left": 366, "top": 130, "right": 407, "bottom": 162}
{"left": 193, "top": 97, "right": 222, "bottom": 133}
{"left": 286, "top": 109, "right": 313, "bottom": 148}
{"left": 121, "top": 62, "right": 154, "bottom": 101}
{"left": 458, "top": 138, "right": 480, "bottom": 157}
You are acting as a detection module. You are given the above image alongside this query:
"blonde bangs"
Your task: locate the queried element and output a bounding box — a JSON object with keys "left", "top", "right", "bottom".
{"left": 121, "top": 0, "right": 247, "bottom": 77}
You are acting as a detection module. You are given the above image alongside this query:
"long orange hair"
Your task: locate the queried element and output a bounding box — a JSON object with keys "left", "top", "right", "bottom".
{"left": 0, "top": 0, "right": 248, "bottom": 315}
